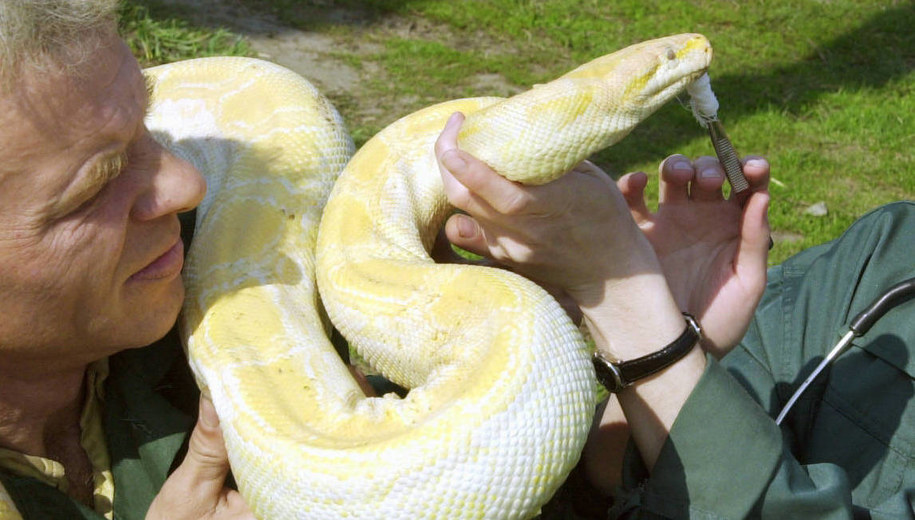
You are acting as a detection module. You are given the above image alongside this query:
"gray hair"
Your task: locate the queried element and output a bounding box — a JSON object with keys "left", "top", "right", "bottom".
{"left": 0, "top": 0, "right": 119, "bottom": 88}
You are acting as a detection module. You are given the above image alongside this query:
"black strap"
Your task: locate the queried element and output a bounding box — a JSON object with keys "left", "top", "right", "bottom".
{"left": 593, "top": 313, "right": 701, "bottom": 392}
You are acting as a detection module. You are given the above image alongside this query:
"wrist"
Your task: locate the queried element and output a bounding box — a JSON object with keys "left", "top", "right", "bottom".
{"left": 593, "top": 313, "right": 702, "bottom": 393}
{"left": 576, "top": 269, "right": 709, "bottom": 472}
{"left": 562, "top": 223, "right": 664, "bottom": 309}
{"left": 579, "top": 272, "right": 685, "bottom": 362}
{"left": 615, "top": 346, "right": 706, "bottom": 470}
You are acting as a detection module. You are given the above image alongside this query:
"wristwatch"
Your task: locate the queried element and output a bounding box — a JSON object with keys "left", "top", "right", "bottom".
{"left": 592, "top": 313, "right": 702, "bottom": 393}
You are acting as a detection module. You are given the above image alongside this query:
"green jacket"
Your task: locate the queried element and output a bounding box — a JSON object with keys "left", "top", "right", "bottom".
{"left": 0, "top": 331, "right": 199, "bottom": 519}
{"left": 609, "top": 201, "right": 915, "bottom": 519}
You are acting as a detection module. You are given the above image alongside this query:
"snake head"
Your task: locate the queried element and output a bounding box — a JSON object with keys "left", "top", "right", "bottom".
{"left": 560, "top": 33, "right": 713, "bottom": 123}
{"left": 459, "top": 33, "right": 713, "bottom": 185}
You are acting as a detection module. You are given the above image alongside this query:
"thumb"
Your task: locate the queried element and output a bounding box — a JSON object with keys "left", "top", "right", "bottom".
{"left": 444, "top": 213, "right": 489, "bottom": 259}
{"left": 737, "top": 190, "right": 771, "bottom": 280}
{"left": 182, "top": 397, "right": 231, "bottom": 488}
{"left": 147, "top": 397, "right": 232, "bottom": 519}
{"left": 616, "top": 171, "right": 651, "bottom": 225}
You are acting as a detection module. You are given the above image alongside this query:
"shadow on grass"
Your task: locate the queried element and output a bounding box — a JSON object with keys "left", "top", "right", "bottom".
{"left": 209, "top": 0, "right": 418, "bottom": 31}
{"left": 598, "top": 2, "right": 914, "bottom": 175}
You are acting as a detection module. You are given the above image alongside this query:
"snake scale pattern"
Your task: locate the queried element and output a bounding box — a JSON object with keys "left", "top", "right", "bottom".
{"left": 0, "top": 34, "right": 712, "bottom": 519}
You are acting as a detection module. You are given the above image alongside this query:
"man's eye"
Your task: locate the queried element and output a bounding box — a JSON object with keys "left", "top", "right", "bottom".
{"left": 60, "top": 152, "right": 129, "bottom": 217}
{"left": 66, "top": 184, "right": 108, "bottom": 216}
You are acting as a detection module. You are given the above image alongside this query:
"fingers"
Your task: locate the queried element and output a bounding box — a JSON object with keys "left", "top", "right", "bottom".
{"left": 690, "top": 156, "right": 727, "bottom": 202}
{"left": 660, "top": 154, "right": 772, "bottom": 204}
{"left": 741, "top": 156, "right": 771, "bottom": 193}
{"left": 173, "top": 397, "right": 231, "bottom": 500}
{"left": 443, "top": 213, "right": 489, "bottom": 258}
{"left": 658, "top": 154, "right": 727, "bottom": 204}
{"left": 441, "top": 213, "right": 584, "bottom": 325}
{"left": 436, "top": 112, "right": 533, "bottom": 219}
{"left": 147, "top": 397, "right": 254, "bottom": 520}
{"left": 657, "top": 155, "right": 694, "bottom": 204}
{"left": 617, "top": 171, "right": 651, "bottom": 224}
{"left": 183, "top": 397, "right": 231, "bottom": 489}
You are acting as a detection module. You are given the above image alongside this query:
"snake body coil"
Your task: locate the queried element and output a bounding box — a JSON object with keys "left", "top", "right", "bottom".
{"left": 139, "top": 33, "right": 712, "bottom": 520}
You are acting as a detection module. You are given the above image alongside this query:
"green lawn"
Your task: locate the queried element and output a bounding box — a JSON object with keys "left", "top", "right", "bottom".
{"left": 122, "top": 0, "right": 914, "bottom": 265}
{"left": 119, "top": 2, "right": 249, "bottom": 64}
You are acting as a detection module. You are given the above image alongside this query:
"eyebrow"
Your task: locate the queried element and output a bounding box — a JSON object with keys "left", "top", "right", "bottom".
{"left": 85, "top": 74, "right": 155, "bottom": 189}
{"left": 85, "top": 149, "right": 128, "bottom": 192}
{"left": 51, "top": 72, "right": 155, "bottom": 217}
{"left": 49, "top": 148, "right": 127, "bottom": 218}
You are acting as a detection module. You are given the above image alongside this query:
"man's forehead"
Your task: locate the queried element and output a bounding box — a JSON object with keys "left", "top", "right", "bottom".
{"left": 1, "top": 41, "right": 146, "bottom": 145}
{"left": 0, "top": 37, "right": 147, "bottom": 182}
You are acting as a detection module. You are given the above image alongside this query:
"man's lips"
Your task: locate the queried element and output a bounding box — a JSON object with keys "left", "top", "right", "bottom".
{"left": 129, "top": 239, "right": 184, "bottom": 282}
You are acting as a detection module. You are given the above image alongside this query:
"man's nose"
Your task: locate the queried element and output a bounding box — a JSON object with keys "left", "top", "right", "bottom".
{"left": 131, "top": 146, "right": 207, "bottom": 221}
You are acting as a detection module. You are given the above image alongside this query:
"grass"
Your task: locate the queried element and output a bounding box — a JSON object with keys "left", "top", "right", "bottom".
{"left": 119, "top": 1, "right": 250, "bottom": 66}
{"left": 122, "top": 0, "right": 913, "bottom": 265}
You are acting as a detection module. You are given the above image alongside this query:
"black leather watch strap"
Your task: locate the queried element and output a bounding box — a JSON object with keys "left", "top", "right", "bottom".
{"left": 592, "top": 313, "right": 701, "bottom": 393}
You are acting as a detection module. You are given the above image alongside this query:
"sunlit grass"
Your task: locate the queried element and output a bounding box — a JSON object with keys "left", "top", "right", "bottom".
{"left": 119, "top": 0, "right": 249, "bottom": 67}
{"left": 123, "top": 0, "right": 913, "bottom": 264}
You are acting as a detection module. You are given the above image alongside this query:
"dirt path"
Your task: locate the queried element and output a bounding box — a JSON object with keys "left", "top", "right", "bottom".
{"left": 158, "top": 0, "right": 526, "bottom": 137}
{"left": 161, "top": 1, "right": 374, "bottom": 113}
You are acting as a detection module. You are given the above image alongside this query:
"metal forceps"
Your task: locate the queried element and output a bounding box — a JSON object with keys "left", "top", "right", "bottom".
{"left": 706, "top": 118, "right": 773, "bottom": 249}
{"left": 707, "top": 119, "right": 750, "bottom": 195}
{"left": 775, "top": 276, "right": 915, "bottom": 425}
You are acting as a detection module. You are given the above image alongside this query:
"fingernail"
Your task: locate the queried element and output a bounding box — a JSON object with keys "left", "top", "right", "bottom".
{"left": 699, "top": 168, "right": 721, "bottom": 179}
{"left": 200, "top": 398, "right": 219, "bottom": 428}
{"left": 672, "top": 160, "right": 692, "bottom": 172}
{"left": 455, "top": 216, "right": 476, "bottom": 238}
{"left": 745, "top": 158, "right": 766, "bottom": 169}
{"left": 447, "top": 112, "right": 464, "bottom": 127}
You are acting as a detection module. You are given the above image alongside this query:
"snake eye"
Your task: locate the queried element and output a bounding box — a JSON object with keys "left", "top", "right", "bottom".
{"left": 666, "top": 47, "right": 677, "bottom": 61}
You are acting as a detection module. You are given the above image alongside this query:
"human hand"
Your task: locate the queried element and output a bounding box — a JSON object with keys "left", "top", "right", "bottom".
{"left": 146, "top": 397, "right": 254, "bottom": 520}
{"left": 434, "top": 112, "right": 660, "bottom": 308}
{"left": 435, "top": 114, "right": 709, "bottom": 473}
{"left": 618, "top": 154, "right": 771, "bottom": 356}
{"left": 431, "top": 228, "right": 584, "bottom": 325}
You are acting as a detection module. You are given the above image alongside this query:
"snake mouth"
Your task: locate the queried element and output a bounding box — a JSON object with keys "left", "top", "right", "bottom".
{"left": 644, "top": 68, "right": 710, "bottom": 110}
{"left": 638, "top": 36, "right": 712, "bottom": 99}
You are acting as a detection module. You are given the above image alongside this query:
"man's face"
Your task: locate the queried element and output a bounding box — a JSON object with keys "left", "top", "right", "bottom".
{"left": 0, "top": 33, "right": 206, "bottom": 369}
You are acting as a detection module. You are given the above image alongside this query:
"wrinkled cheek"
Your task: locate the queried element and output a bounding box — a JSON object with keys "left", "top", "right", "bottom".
{"left": 0, "top": 266, "right": 89, "bottom": 349}
{"left": 32, "top": 235, "right": 123, "bottom": 337}
{"left": 52, "top": 267, "right": 118, "bottom": 340}
{"left": 0, "top": 219, "right": 127, "bottom": 353}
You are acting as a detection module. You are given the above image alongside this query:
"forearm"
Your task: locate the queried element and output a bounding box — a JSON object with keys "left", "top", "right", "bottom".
{"left": 611, "top": 358, "right": 857, "bottom": 519}
{"left": 579, "top": 269, "right": 706, "bottom": 471}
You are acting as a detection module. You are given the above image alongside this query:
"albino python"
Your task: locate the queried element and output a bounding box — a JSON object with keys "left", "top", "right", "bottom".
{"left": 0, "top": 34, "right": 714, "bottom": 519}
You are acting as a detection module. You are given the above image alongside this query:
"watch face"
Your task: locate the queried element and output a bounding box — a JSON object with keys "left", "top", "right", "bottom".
{"left": 592, "top": 314, "right": 701, "bottom": 393}
{"left": 592, "top": 353, "right": 626, "bottom": 393}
